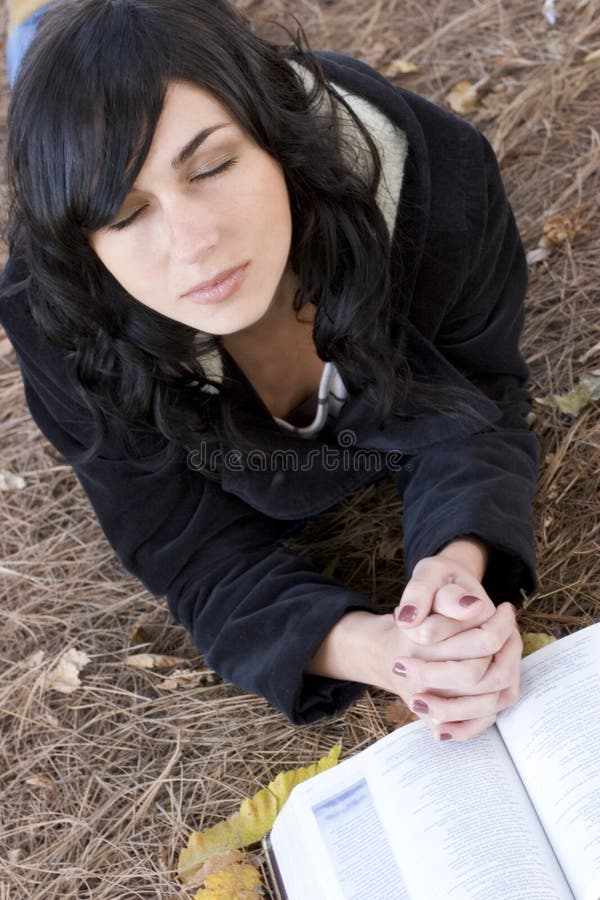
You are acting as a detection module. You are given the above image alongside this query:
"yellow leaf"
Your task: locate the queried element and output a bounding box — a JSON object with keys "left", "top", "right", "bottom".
{"left": 522, "top": 633, "right": 557, "bottom": 657}
{"left": 193, "top": 862, "right": 263, "bottom": 899}
{"left": 267, "top": 744, "right": 342, "bottom": 809}
{"left": 537, "top": 373, "right": 600, "bottom": 417}
{"left": 192, "top": 850, "right": 248, "bottom": 886}
{"left": 124, "top": 653, "right": 189, "bottom": 670}
{"left": 178, "top": 745, "right": 341, "bottom": 883}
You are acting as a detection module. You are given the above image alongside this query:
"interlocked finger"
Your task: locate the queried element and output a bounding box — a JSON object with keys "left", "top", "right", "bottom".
{"left": 407, "top": 603, "right": 517, "bottom": 661}
{"left": 410, "top": 689, "right": 502, "bottom": 725}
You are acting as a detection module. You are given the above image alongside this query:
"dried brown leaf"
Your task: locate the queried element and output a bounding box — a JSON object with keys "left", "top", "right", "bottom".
{"left": 540, "top": 206, "right": 583, "bottom": 248}
{"left": 526, "top": 246, "right": 553, "bottom": 265}
{"left": 385, "top": 699, "right": 417, "bottom": 729}
{"left": 47, "top": 649, "right": 91, "bottom": 694}
{"left": 161, "top": 669, "right": 217, "bottom": 690}
{"left": 385, "top": 57, "right": 420, "bottom": 77}
{"left": 25, "top": 774, "right": 59, "bottom": 801}
{"left": 378, "top": 530, "right": 404, "bottom": 561}
{"left": 0, "top": 470, "right": 26, "bottom": 491}
{"left": 124, "top": 652, "right": 189, "bottom": 670}
{"left": 129, "top": 621, "right": 166, "bottom": 646}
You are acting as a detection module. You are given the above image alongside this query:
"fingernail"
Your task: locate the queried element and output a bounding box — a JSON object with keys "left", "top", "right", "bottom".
{"left": 459, "top": 595, "right": 480, "bottom": 608}
{"left": 411, "top": 699, "right": 429, "bottom": 714}
{"left": 439, "top": 733, "right": 453, "bottom": 741}
{"left": 392, "top": 662, "right": 407, "bottom": 677}
{"left": 396, "top": 604, "right": 417, "bottom": 622}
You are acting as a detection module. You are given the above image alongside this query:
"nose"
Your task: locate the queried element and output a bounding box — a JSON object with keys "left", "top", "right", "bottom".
{"left": 166, "top": 195, "right": 219, "bottom": 265}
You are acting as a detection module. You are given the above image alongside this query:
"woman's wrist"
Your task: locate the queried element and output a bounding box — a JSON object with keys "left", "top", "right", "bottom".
{"left": 435, "top": 536, "right": 490, "bottom": 582}
{"left": 304, "top": 610, "right": 397, "bottom": 689}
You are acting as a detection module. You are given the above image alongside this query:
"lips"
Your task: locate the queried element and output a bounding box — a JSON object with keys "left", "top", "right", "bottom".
{"left": 180, "top": 262, "right": 249, "bottom": 305}
{"left": 181, "top": 264, "right": 245, "bottom": 297}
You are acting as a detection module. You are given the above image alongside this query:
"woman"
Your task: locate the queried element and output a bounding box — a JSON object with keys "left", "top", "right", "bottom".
{"left": 0, "top": 0, "right": 538, "bottom": 739}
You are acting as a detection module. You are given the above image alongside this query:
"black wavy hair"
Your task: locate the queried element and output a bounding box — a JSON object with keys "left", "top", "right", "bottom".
{"left": 4, "top": 0, "right": 490, "bottom": 472}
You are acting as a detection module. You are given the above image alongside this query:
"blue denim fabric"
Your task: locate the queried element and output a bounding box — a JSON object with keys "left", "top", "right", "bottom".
{"left": 279, "top": 464, "right": 394, "bottom": 538}
{"left": 6, "top": 3, "right": 52, "bottom": 88}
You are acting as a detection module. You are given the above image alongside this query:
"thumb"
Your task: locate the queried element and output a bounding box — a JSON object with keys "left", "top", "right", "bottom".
{"left": 393, "top": 577, "right": 436, "bottom": 629}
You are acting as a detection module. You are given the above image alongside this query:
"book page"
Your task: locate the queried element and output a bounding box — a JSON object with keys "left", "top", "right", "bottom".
{"left": 368, "top": 722, "right": 573, "bottom": 900}
{"left": 270, "top": 721, "right": 572, "bottom": 900}
{"left": 496, "top": 622, "right": 600, "bottom": 900}
{"left": 270, "top": 749, "right": 410, "bottom": 900}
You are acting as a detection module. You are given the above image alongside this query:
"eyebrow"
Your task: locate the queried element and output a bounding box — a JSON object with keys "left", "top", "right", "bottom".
{"left": 171, "top": 123, "right": 232, "bottom": 169}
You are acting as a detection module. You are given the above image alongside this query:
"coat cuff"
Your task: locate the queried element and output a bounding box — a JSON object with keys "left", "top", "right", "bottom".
{"left": 405, "top": 517, "right": 537, "bottom": 607}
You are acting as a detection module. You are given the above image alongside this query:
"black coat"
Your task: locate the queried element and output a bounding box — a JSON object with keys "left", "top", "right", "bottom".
{"left": 0, "top": 51, "right": 540, "bottom": 724}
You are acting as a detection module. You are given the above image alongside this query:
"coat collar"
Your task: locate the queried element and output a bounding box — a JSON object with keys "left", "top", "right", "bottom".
{"left": 195, "top": 53, "right": 503, "bottom": 518}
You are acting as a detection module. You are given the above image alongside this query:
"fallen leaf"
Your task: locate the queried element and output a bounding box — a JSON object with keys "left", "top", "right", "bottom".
{"left": 177, "top": 745, "right": 342, "bottom": 883}
{"left": 579, "top": 341, "right": 600, "bottom": 364}
{"left": 193, "top": 850, "right": 249, "bottom": 885}
{"left": 25, "top": 774, "right": 59, "bottom": 801}
{"left": 193, "top": 862, "right": 263, "bottom": 899}
{"left": 537, "top": 373, "right": 600, "bottom": 416}
{"left": 385, "top": 57, "right": 420, "bottom": 77}
{"left": 0, "top": 471, "right": 26, "bottom": 491}
{"left": 378, "top": 531, "right": 403, "bottom": 560}
{"left": 47, "top": 649, "right": 91, "bottom": 694}
{"left": 526, "top": 246, "right": 552, "bottom": 265}
{"left": 491, "top": 55, "right": 537, "bottom": 75}
{"left": 385, "top": 698, "right": 418, "bottom": 729}
{"left": 540, "top": 206, "right": 583, "bottom": 248}
{"left": 161, "top": 669, "right": 218, "bottom": 690}
{"left": 124, "top": 652, "right": 189, "bottom": 670}
{"left": 129, "top": 621, "right": 166, "bottom": 646}
{"left": 582, "top": 48, "right": 600, "bottom": 64}
{"left": 543, "top": 0, "right": 558, "bottom": 26}
{"left": 522, "top": 632, "right": 557, "bottom": 656}
{"left": 446, "top": 81, "right": 480, "bottom": 114}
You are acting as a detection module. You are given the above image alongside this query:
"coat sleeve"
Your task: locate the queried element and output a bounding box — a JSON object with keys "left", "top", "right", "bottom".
{"left": 397, "top": 131, "right": 540, "bottom": 604}
{"left": 0, "top": 267, "right": 376, "bottom": 724}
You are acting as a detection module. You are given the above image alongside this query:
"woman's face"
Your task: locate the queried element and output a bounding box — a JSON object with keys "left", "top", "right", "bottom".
{"left": 89, "top": 81, "right": 294, "bottom": 337}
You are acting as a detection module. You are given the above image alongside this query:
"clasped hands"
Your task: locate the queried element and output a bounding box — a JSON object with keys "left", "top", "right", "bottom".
{"left": 387, "top": 551, "right": 522, "bottom": 742}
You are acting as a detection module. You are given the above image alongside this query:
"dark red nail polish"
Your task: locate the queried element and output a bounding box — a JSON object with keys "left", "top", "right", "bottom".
{"left": 439, "top": 733, "right": 453, "bottom": 741}
{"left": 397, "top": 604, "right": 417, "bottom": 622}
{"left": 459, "top": 595, "right": 480, "bottom": 608}
{"left": 412, "top": 699, "right": 429, "bottom": 714}
{"left": 393, "top": 662, "right": 407, "bottom": 676}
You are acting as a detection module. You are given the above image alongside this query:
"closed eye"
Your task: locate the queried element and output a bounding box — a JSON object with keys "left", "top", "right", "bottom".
{"left": 108, "top": 157, "right": 238, "bottom": 232}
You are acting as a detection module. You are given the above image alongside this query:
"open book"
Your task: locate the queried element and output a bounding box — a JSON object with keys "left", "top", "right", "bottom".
{"left": 264, "top": 622, "right": 600, "bottom": 900}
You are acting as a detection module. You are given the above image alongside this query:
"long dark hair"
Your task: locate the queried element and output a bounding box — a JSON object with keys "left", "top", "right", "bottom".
{"left": 4, "top": 0, "right": 491, "bottom": 471}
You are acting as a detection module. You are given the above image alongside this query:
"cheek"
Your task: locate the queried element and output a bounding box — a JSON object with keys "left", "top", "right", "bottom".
{"left": 240, "top": 158, "right": 292, "bottom": 235}
{"left": 90, "top": 237, "right": 155, "bottom": 301}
